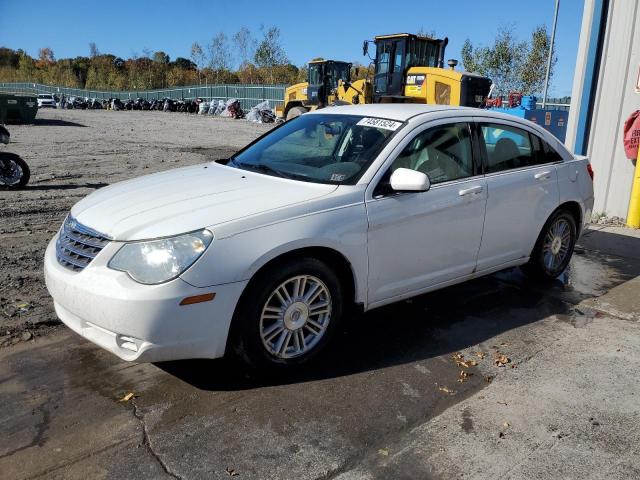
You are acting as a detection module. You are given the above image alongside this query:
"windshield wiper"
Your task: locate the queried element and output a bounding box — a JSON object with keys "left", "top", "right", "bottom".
{"left": 231, "top": 160, "right": 293, "bottom": 179}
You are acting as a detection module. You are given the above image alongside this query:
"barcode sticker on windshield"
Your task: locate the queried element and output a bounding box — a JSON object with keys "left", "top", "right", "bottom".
{"left": 356, "top": 117, "right": 403, "bottom": 131}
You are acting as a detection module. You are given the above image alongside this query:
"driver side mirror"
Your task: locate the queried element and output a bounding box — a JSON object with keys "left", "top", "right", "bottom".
{"left": 390, "top": 168, "right": 431, "bottom": 192}
{"left": 362, "top": 41, "right": 369, "bottom": 57}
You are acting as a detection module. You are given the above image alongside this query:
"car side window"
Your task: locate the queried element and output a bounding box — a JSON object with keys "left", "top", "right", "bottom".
{"left": 543, "top": 140, "right": 564, "bottom": 163}
{"left": 390, "top": 122, "right": 474, "bottom": 184}
{"left": 481, "top": 123, "right": 538, "bottom": 173}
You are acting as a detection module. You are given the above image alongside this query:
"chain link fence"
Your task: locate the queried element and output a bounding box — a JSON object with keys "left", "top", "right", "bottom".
{"left": 0, "top": 82, "right": 287, "bottom": 111}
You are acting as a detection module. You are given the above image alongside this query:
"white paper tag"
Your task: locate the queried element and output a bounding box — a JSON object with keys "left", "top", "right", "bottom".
{"left": 356, "top": 117, "right": 403, "bottom": 131}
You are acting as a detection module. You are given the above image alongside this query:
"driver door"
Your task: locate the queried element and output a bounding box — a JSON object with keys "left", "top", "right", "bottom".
{"left": 365, "top": 120, "right": 487, "bottom": 306}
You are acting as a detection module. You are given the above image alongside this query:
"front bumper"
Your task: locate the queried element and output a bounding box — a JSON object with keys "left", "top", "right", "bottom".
{"left": 44, "top": 235, "right": 247, "bottom": 362}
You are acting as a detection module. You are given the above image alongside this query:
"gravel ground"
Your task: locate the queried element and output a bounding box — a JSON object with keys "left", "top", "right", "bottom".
{"left": 0, "top": 108, "right": 273, "bottom": 345}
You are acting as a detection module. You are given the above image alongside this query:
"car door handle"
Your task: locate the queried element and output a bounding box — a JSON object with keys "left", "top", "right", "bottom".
{"left": 534, "top": 171, "right": 552, "bottom": 180}
{"left": 458, "top": 185, "right": 483, "bottom": 196}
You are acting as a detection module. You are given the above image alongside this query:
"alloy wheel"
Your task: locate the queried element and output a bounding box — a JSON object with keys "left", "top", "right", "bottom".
{"left": 542, "top": 217, "right": 572, "bottom": 272}
{"left": 259, "top": 274, "right": 332, "bottom": 359}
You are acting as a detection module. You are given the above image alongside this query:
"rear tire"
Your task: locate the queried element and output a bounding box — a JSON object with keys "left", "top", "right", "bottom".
{"left": 522, "top": 209, "right": 577, "bottom": 279}
{"left": 230, "top": 257, "right": 344, "bottom": 372}
{"left": 0, "top": 152, "right": 30, "bottom": 189}
{"left": 285, "top": 106, "right": 308, "bottom": 121}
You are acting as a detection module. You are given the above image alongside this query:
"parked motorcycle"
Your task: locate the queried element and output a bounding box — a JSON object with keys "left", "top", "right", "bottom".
{"left": 0, "top": 125, "right": 30, "bottom": 189}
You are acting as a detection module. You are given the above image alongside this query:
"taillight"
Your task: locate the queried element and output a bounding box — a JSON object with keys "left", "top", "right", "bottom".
{"left": 587, "top": 163, "right": 594, "bottom": 180}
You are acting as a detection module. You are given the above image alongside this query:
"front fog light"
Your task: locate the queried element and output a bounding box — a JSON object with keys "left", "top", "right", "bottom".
{"left": 108, "top": 229, "right": 213, "bottom": 284}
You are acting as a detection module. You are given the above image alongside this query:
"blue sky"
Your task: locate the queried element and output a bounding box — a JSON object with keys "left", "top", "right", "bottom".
{"left": 0, "top": 0, "right": 584, "bottom": 96}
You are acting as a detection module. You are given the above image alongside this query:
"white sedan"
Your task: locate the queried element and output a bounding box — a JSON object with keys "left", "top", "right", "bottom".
{"left": 44, "top": 104, "right": 594, "bottom": 369}
{"left": 36, "top": 93, "right": 57, "bottom": 108}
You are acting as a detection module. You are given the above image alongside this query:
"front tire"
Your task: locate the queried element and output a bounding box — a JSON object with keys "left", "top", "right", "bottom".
{"left": 0, "top": 152, "right": 30, "bottom": 189}
{"left": 285, "top": 106, "right": 308, "bottom": 121}
{"left": 523, "top": 209, "right": 577, "bottom": 279}
{"left": 230, "top": 257, "right": 344, "bottom": 371}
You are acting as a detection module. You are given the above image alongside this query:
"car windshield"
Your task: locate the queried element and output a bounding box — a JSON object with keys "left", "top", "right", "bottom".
{"left": 230, "top": 114, "right": 403, "bottom": 185}
{"left": 38, "top": 94, "right": 52, "bottom": 99}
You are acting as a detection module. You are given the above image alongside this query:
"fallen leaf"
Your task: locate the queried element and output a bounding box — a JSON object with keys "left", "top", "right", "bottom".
{"left": 499, "top": 431, "right": 506, "bottom": 439}
{"left": 452, "top": 352, "right": 465, "bottom": 361}
{"left": 503, "top": 422, "right": 510, "bottom": 428}
{"left": 457, "top": 370, "right": 473, "bottom": 383}
{"left": 225, "top": 467, "right": 239, "bottom": 476}
{"left": 456, "top": 359, "right": 478, "bottom": 368}
{"left": 511, "top": 364, "right": 518, "bottom": 369}
{"left": 119, "top": 392, "right": 135, "bottom": 402}
{"left": 439, "top": 386, "right": 455, "bottom": 394}
{"left": 497, "top": 401, "right": 509, "bottom": 406}
{"left": 500, "top": 342, "right": 510, "bottom": 347}
{"left": 493, "top": 353, "right": 510, "bottom": 366}
{"left": 475, "top": 351, "right": 486, "bottom": 359}
{"left": 485, "top": 376, "right": 494, "bottom": 384}
{"left": 378, "top": 448, "right": 389, "bottom": 456}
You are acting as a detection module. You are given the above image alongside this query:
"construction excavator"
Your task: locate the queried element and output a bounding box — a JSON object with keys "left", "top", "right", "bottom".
{"left": 276, "top": 33, "right": 492, "bottom": 120}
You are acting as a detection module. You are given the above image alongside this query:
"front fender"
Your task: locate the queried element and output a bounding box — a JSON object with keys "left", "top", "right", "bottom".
{"left": 180, "top": 201, "right": 369, "bottom": 305}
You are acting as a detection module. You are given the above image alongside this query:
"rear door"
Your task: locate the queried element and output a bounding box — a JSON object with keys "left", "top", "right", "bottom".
{"left": 474, "top": 120, "right": 560, "bottom": 271}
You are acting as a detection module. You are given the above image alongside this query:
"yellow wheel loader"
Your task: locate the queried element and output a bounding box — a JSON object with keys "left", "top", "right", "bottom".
{"left": 364, "top": 33, "right": 491, "bottom": 107}
{"left": 276, "top": 34, "right": 490, "bottom": 120}
{"left": 276, "top": 59, "right": 370, "bottom": 120}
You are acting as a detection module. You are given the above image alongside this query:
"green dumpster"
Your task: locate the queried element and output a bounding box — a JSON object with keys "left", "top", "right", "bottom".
{"left": 0, "top": 94, "right": 38, "bottom": 123}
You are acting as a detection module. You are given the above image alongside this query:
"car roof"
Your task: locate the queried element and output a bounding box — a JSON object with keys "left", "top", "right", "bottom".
{"left": 307, "top": 104, "right": 558, "bottom": 136}
{"left": 307, "top": 104, "right": 471, "bottom": 121}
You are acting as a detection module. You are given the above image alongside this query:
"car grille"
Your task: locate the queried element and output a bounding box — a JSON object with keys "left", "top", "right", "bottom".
{"left": 56, "top": 216, "right": 111, "bottom": 272}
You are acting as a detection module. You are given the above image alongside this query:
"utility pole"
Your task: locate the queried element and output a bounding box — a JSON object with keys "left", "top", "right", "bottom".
{"left": 542, "top": 0, "right": 560, "bottom": 108}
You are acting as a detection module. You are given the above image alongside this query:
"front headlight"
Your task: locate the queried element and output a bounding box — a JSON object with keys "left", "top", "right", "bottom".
{"left": 108, "top": 230, "right": 213, "bottom": 285}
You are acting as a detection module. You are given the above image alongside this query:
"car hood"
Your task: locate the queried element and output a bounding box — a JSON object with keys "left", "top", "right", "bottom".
{"left": 71, "top": 163, "right": 337, "bottom": 240}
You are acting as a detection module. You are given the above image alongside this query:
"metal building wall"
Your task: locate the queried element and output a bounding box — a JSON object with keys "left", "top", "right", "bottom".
{"left": 566, "top": 0, "right": 640, "bottom": 218}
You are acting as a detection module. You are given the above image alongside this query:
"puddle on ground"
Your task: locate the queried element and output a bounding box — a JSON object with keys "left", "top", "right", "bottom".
{"left": 555, "top": 306, "right": 601, "bottom": 328}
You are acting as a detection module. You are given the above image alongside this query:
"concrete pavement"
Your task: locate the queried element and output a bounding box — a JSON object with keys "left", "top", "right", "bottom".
{"left": 1, "top": 225, "right": 639, "bottom": 480}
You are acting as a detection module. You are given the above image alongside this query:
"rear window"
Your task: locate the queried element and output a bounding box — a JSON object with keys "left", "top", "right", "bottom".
{"left": 481, "top": 124, "right": 536, "bottom": 172}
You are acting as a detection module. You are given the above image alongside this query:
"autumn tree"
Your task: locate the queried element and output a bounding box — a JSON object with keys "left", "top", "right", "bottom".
{"left": 38, "top": 47, "right": 55, "bottom": 64}
{"left": 233, "top": 27, "right": 256, "bottom": 68}
{"left": 89, "top": 42, "right": 100, "bottom": 58}
{"left": 208, "top": 32, "right": 232, "bottom": 83}
{"left": 254, "top": 26, "right": 288, "bottom": 83}
{"left": 461, "top": 25, "right": 555, "bottom": 96}
{"left": 233, "top": 26, "right": 257, "bottom": 83}
{"left": 190, "top": 42, "right": 207, "bottom": 84}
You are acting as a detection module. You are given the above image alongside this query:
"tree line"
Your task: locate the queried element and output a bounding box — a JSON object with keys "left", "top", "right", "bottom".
{"left": 0, "top": 24, "right": 557, "bottom": 96}
{"left": 461, "top": 25, "right": 556, "bottom": 96}
{"left": 0, "top": 26, "right": 309, "bottom": 90}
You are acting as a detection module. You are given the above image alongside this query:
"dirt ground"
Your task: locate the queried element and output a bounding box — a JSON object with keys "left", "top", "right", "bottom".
{"left": 0, "top": 108, "right": 273, "bottom": 345}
